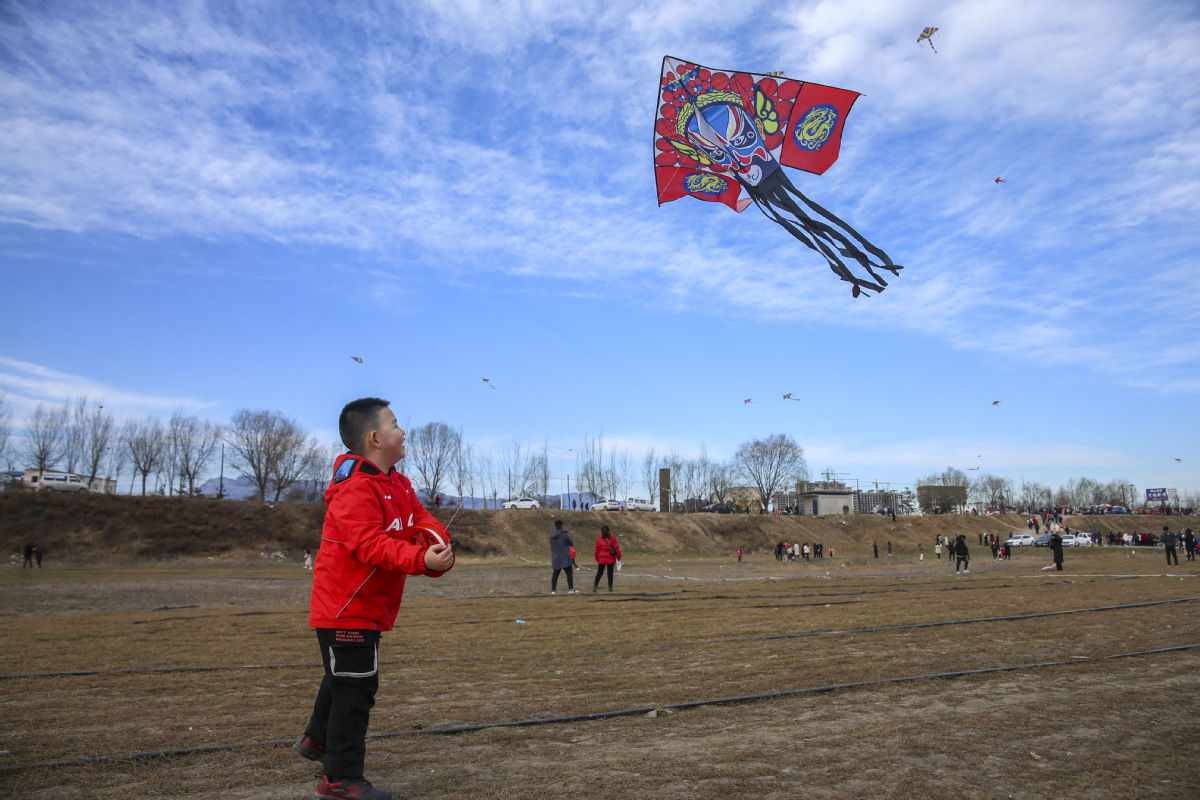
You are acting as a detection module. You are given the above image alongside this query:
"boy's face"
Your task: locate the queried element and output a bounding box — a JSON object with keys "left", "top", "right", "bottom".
{"left": 373, "top": 407, "right": 406, "bottom": 465}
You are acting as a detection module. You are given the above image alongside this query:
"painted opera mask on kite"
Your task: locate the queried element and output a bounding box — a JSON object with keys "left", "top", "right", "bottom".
{"left": 677, "top": 92, "right": 779, "bottom": 187}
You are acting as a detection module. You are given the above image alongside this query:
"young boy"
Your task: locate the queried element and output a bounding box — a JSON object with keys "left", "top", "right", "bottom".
{"left": 294, "top": 397, "right": 455, "bottom": 800}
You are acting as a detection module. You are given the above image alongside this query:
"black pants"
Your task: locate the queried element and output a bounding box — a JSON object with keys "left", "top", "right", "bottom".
{"left": 1165, "top": 546, "right": 1178, "bottom": 566}
{"left": 552, "top": 566, "right": 574, "bottom": 592}
{"left": 304, "top": 628, "right": 380, "bottom": 779}
{"left": 956, "top": 555, "right": 969, "bottom": 571}
{"left": 594, "top": 563, "right": 614, "bottom": 591}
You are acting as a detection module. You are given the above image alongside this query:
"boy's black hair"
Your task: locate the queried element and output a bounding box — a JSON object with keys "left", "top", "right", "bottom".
{"left": 554, "top": 520, "right": 564, "bottom": 529}
{"left": 339, "top": 397, "right": 390, "bottom": 453}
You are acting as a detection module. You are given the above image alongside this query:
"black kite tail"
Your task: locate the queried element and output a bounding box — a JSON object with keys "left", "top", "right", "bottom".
{"left": 747, "top": 170, "right": 902, "bottom": 297}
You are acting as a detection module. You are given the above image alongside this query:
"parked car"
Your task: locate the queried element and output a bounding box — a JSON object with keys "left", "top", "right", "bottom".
{"left": 591, "top": 498, "right": 622, "bottom": 511}
{"left": 701, "top": 503, "right": 735, "bottom": 514}
{"left": 35, "top": 472, "right": 90, "bottom": 493}
{"left": 1061, "top": 533, "right": 1091, "bottom": 547}
{"left": 1034, "top": 534, "right": 1053, "bottom": 547}
{"left": 1004, "top": 534, "right": 1036, "bottom": 547}
{"left": 501, "top": 497, "right": 541, "bottom": 509}
{"left": 626, "top": 497, "right": 655, "bottom": 512}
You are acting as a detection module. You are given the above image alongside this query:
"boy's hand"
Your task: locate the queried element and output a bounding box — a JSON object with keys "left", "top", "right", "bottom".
{"left": 424, "top": 542, "right": 455, "bottom": 572}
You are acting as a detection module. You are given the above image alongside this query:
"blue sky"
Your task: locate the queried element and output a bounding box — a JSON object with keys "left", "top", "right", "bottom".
{"left": 2, "top": 0, "right": 1198, "bottom": 500}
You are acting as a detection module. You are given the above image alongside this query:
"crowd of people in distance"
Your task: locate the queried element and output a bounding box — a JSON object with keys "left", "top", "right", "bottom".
{"left": 774, "top": 541, "right": 832, "bottom": 561}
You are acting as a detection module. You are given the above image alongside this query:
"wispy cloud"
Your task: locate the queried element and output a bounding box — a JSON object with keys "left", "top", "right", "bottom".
{"left": 0, "top": 356, "right": 213, "bottom": 419}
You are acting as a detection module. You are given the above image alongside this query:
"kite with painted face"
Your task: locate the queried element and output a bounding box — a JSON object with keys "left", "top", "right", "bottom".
{"left": 654, "top": 56, "right": 901, "bottom": 297}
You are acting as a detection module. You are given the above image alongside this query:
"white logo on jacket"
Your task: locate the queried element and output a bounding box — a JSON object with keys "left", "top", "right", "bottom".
{"left": 384, "top": 514, "right": 415, "bottom": 532}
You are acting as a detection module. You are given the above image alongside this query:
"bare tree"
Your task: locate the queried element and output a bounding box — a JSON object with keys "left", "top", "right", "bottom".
{"left": 578, "top": 433, "right": 605, "bottom": 502}
{"left": 970, "top": 473, "right": 1011, "bottom": 511}
{"left": 1016, "top": 479, "right": 1051, "bottom": 513}
{"left": 642, "top": 447, "right": 658, "bottom": 502}
{"left": 407, "top": 422, "right": 462, "bottom": 501}
{"left": 453, "top": 439, "right": 474, "bottom": 508}
{"left": 123, "top": 417, "right": 165, "bottom": 496}
{"left": 734, "top": 434, "right": 808, "bottom": 513}
{"left": 269, "top": 434, "right": 321, "bottom": 502}
{"left": 62, "top": 397, "right": 91, "bottom": 474}
{"left": 80, "top": 401, "right": 114, "bottom": 491}
{"left": 225, "top": 409, "right": 310, "bottom": 501}
{"left": 168, "top": 412, "right": 221, "bottom": 496}
{"left": 707, "top": 461, "right": 735, "bottom": 504}
{"left": 25, "top": 403, "right": 68, "bottom": 477}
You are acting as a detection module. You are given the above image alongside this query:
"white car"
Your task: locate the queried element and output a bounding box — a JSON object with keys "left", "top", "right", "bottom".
{"left": 1005, "top": 534, "right": 1036, "bottom": 547}
{"left": 502, "top": 497, "right": 541, "bottom": 509}
{"left": 626, "top": 498, "right": 655, "bottom": 512}
{"left": 591, "top": 499, "right": 622, "bottom": 511}
{"left": 1062, "top": 533, "right": 1092, "bottom": 547}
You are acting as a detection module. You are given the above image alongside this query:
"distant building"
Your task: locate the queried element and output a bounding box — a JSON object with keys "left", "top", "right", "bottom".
{"left": 777, "top": 479, "right": 856, "bottom": 516}
{"left": 854, "top": 489, "right": 899, "bottom": 514}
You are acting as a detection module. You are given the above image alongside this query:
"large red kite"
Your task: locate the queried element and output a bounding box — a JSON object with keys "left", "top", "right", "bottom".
{"left": 654, "top": 56, "right": 901, "bottom": 297}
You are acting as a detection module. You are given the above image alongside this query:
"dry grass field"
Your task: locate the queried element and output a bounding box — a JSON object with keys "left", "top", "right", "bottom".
{"left": 1, "top": 546, "right": 1198, "bottom": 799}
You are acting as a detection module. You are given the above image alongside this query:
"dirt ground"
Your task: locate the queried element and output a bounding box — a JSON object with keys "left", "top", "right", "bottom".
{"left": 1, "top": 547, "right": 1198, "bottom": 799}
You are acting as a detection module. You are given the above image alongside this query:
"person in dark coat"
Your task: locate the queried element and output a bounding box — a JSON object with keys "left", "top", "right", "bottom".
{"left": 549, "top": 520, "right": 577, "bottom": 594}
{"left": 954, "top": 535, "right": 970, "bottom": 574}
{"left": 1050, "top": 531, "right": 1064, "bottom": 571}
{"left": 1162, "top": 526, "right": 1179, "bottom": 566}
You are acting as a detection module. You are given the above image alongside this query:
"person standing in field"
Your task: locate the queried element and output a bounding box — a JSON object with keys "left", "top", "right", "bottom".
{"left": 1183, "top": 528, "right": 1195, "bottom": 561}
{"left": 1162, "top": 526, "right": 1179, "bottom": 566}
{"left": 295, "top": 397, "right": 455, "bottom": 800}
{"left": 954, "top": 535, "right": 970, "bottom": 574}
{"left": 549, "top": 520, "right": 577, "bottom": 594}
{"left": 1050, "top": 530, "right": 1064, "bottom": 571}
{"left": 593, "top": 525, "right": 621, "bottom": 592}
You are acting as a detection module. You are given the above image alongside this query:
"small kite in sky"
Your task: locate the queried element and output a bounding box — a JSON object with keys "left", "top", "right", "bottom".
{"left": 968, "top": 466, "right": 980, "bottom": 471}
{"left": 991, "top": 400, "right": 1001, "bottom": 405}
{"left": 1175, "top": 457, "right": 1183, "bottom": 462}
{"left": 654, "top": 56, "right": 901, "bottom": 297}
{"left": 783, "top": 392, "right": 801, "bottom": 400}
{"left": 994, "top": 177, "right": 1007, "bottom": 184}
{"left": 917, "top": 27, "right": 939, "bottom": 53}
{"left": 744, "top": 398, "right": 754, "bottom": 405}
{"left": 482, "top": 377, "right": 496, "bottom": 390}
{"left": 350, "top": 356, "right": 363, "bottom": 364}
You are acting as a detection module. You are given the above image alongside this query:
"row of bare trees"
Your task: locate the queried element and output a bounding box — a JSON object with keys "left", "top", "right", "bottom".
{"left": 4, "top": 392, "right": 1174, "bottom": 512}
{"left": 920, "top": 467, "right": 1160, "bottom": 513}
{"left": 4, "top": 396, "right": 325, "bottom": 501}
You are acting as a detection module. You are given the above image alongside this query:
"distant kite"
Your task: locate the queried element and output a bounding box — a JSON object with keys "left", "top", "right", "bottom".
{"left": 917, "top": 27, "right": 939, "bottom": 53}
{"left": 991, "top": 400, "right": 1001, "bottom": 405}
{"left": 968, "top": 467, "right": 980, "bottom": 471}
{"left": 995, "top": 177, "right": 1006, "bottom": 183}
{"left": 744, "top": 398, "right": 754, "bottom": 405}
{"left": 350, "top": 356, "right": 363, "bottom": 364}
{"left": 783, "top": 393, "right": 801, "bottom": 401}
{"left": 1175, "top": 458, "right": 1183, "bottom": 462}
{"left": 482, "top": 377, "right": 496, "bottom": 390}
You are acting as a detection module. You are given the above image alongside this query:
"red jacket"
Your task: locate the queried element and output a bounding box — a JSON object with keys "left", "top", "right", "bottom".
{"left": 595, "top": 533, "right": 621, "bottom": 565}
{"left": 309, "top": 454, "right": 451, "bottom": 631}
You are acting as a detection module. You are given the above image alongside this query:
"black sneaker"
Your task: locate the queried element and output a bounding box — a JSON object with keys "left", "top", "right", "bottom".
{"left": 315, "top": 776, "right": 394, "bottom": 800}
{"left": 293, "top": 735, "right": 325, "bottom": 761}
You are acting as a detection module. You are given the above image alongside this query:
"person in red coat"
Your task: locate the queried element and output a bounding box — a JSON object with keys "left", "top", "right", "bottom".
{"left": 592, "top": 524, "right": 622, "bottom": 592}
{"left": 295, "top": 397, "right": 455, "bottom": 800}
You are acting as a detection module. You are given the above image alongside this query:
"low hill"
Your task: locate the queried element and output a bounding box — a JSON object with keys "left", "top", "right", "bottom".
{"left": 0, "top": 491, "right": 1188, "bottom": 564}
